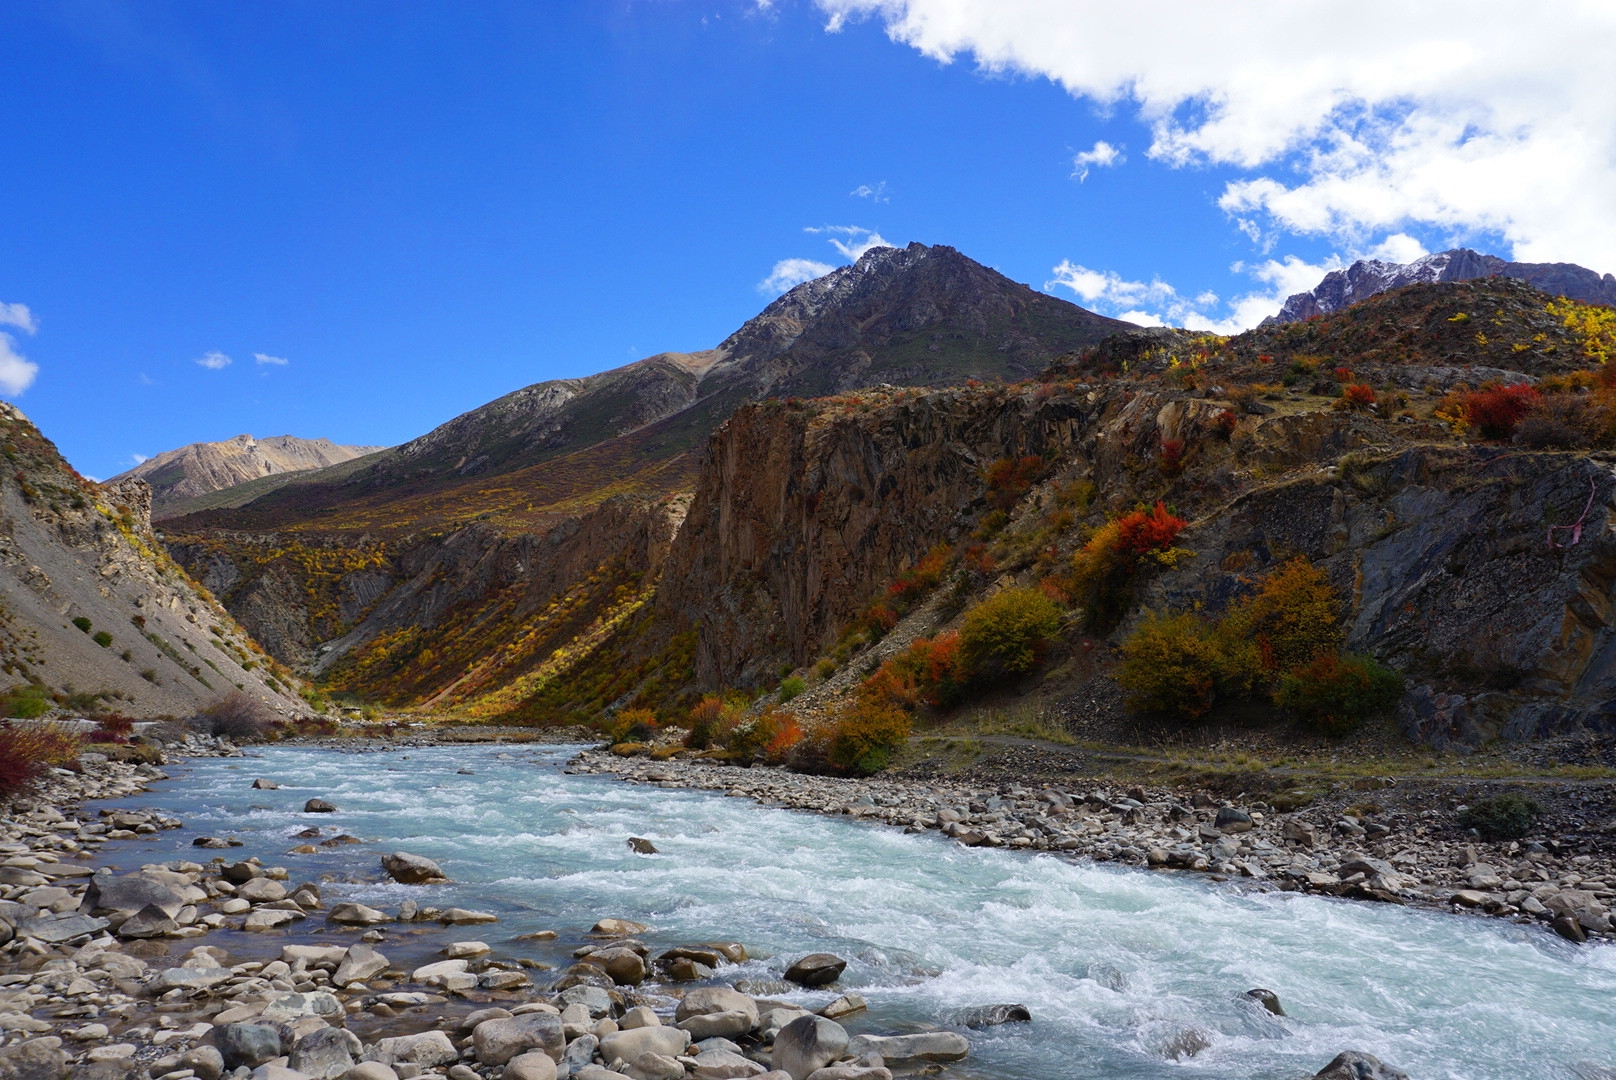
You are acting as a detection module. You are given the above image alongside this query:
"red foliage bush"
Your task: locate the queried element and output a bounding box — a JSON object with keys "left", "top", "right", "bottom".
{"left": 984, "top": 455, "right": 1047, "bottom": 511}
{"left": 0, "top": 722, "right": 82, "bottom": 795}
{"left": 88, "top": 713, "right": 135, "bottom": 744}
{"left": 1463, "top": 384, "right": 1542, "bottom": 440}
{"left": 963, "top": 544, "right": 996, "bottom": 575}
{"left": 885, "top": 545, "right": 951, "bottom": 605}
{"left": 1333, "top": 366, "right": 1353, "bottom": 382}
{"left": 1341, "top": 383, "right": 1377, "bottom": 409}
{"left": 1214, "top": 410, "right": 1237, "bottom": 439}
{"left": 1158, "top": 439, "right": 1185, "bottom": 476}
{"left": 1116, "top": 502, "right": 1188, "bottom": 562}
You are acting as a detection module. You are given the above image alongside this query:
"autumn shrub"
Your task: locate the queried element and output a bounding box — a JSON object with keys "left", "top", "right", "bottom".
{"left": 865, "top": 632, "right": 971, "bottom": 710}
{"left": 1274, "top": 653, "right": 1404, "bottom": 735}
{"left": 1070, "top": 504, "right": 1189, "bottom": 631}
{"left": 885, "top": 545, "right": 952, "bottom": 607}
{"left": 1457, "top": 792, "right": 1543, "bottom": 841}
{"left": 193, "top": 691, "right": 276, "bottom": 741}
{"left": 1, "top": 684, "right": 51, "bottom": 720}
{"left": 726, "top": 705, "right": 802, "bottom": 763}
{"left": 89, "top": 713, "right": 135, "bottom": 744}
{"left": 1214, "top": 410, "right": 1238, "bottom": 439}
{"left": 1339, "top": 383, "right": 1376, "bottom": 409}
{"left": 1221, "top": 558, "right": 1344, "bottom": 673}
{"left": 1462, "top": 383, "right": 1541, "bottom": 441}
{"left": 1158, "top": 439, "right": 1185, "bottom": 476}
{"left": 683, "top": 696, "right": 729, "bottom": 749}
{"left": 777, "top": 676, "right": 805, "bottom": 703}
{"left": 0, "top": 721, "right": 83, "bottom": 796}
{"left": 1115, "top": 611, "right": 1259, "bottom": 719}
{"left": 1512, "top": 393, "right": 1616, "bottom": 450}
{"left": 762, "top": 711, "right": 803, "bottom": 764}
{"left": 826, "top": 695, "right": 911, "bottom": 776}
{"left": 1116, "top": 502, "right": 1188, "bottom": 561}
{"left": 608, "top": 707, "right": 659, "bottom": 745}
{"left": 984, "top": 455, "right": 1046, "bottom": 511}
{"left": 959, "top": 587, "right": 1064, "bottom": 678}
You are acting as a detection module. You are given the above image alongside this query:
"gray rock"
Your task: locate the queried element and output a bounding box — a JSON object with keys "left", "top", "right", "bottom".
{"left": 676, "top": 987, "right": 758, "bottom": 1039}
{"left": 214, "top": 1025, "right": 283, "bottom": 1071}
{"left": 503, "top": 1054, "right": 557, "bottom": 1080}
{"left": 818, "top": 994, "right": 865, "bottom": 1021}
{"left": 261, "top": 992, "right": 344, "bottom": 1025}
{"left": 771, "top": 1016, "right": 849, "bottom": 1080}
{"left": 327, "top": 903, "right": 391, "bottom": 926}
{"left": 1215, "top": 807, "right": 1253, "bottom": 833}
{"left": 334, "top": 944, "right": 388, "bottom": 986}
{"left": 252, "top": 779, "right": 280, "bottom": 789}
{"left": 304, "top": 799, "right": 338, "bottom": 813}
{"left": 561, "top": 1035, "right": 598, "bottom": 1073}
{"left": 223, "top": 862, "right": 262, "bottom": 884}
{"left": 845, "top": 1033, "right": 968, "bottom": 1064}
{"left": 1246, "top": 989, "right": 1285, "bottom": 1016}
{"left": 236, "top": 877, "right": 288, "bottom": 903}
{"left": 380, "top": 852, "right": 448, "bottom": 885}
{"left": 179, "top": 1047, "right": 225, "bottom": 1080}
{"left": 0, "top": 1039, "right": 68, "bottom": 1080}
{"left": 1312, "top": 1051, "right": 1411, "bottom": 1079}
{"left": 688, "top": 1050, "right": 765, "bottom": 1080}
{"left": 340, "top": 1066, "right": 396, "bottom": 1080}
{"left": 954, "top": 1004, "right": 1029, "bottom": 1028}
{"left": 70, "top": 1062, "right": 133, "bottom": 1080}
{"left": 783, "top": 954, "right": 845, "bottom": 987}
{"left": 82, "top": 870, "right": 189, "bottom": 918}
{"left": 289, "top": 1029, "right": 360, "bottom": 1078}
{"left": 557, "top": 985, "right": 614, "bottom": 1018}
{"left": 16, "top": 914, "right": 107, "bottom": 944}
{"left": 597, "top": 1028, "right": 689, "bottom": 1066}
{"left": 590, "top": 946, "right": 647, "bottom": 986}
{"left": 623, "top": 1053, "right": 683, "bottom": 1080}
{"left": 150, "top": 964, "right": 232, "bottom": 992}
{"left": 371, "top": 1032, "right": 457, "bottom": 1068}
{"left": 471, "top": 1013, "right": 564, "bottom": 1067}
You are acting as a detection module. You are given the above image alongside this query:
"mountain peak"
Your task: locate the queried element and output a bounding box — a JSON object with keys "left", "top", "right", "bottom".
{"left": 1265, "top": 247, "right": 1616, "bottom": 325}
{"left": 112, "top": 434, "right": 387, "bottom": 518}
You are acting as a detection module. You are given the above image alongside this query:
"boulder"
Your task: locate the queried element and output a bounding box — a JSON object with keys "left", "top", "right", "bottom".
{"left": 623, "top": 1054, "right": 684, "bottom": 1080}
{"left": 381, "top": 852, "right": 449, "bottom": 885}
{"left": 260, "top": 992, "right": 343, "bottom": 1025}
{"left": 288, "top": 1029, "right": 360, "bottom": 1078}
{"left": 591, "top": 918, "right": 648, "bottom": 936}
{"left": 618, "top": 1006, "right": 660, "bottom": 1030}
{"left": 371, "top": 1032, "right": 457, "bottom": 1068}
{"left": 471, "top": 1013, "right": 565, "bottom": 1066}
{"left": 150, "top": 964, "right": 231, "bottom": 992}
{"left": 598, "top": 1027, "right": 689, "bottom": 1065}
{"left": 1312, "top": 1051, "right": 1411, "bottom": 1079}
{"left": 236, "top": 878, "right": 288, "bottom": 903}
{"left": 252, "top": 779, "right": 280, "bottom": 789}
{"left": 444, "top": 941, "right": 490, "bottom": 959}
{"left": 627, "top": 838, "right": 658, "bottom": 855}
{"left": 410, "top": 959, "right": 469, "bottom": 988}
{"left": 327, "top": 903, "right": 390, "bottom": 926}
{"left": 771, "top": 1016, "right": 849, "bottom": 1080}
{"left": 1246, "top": 989, "right": 1285, "bottom": 1016}
{"left": 304, "top": 799, "right": 338, "bottom": 813}
{"left": 180, "top": 1047, "right": 225, "bottom": 1080}
{"left": 340, "top": 1066, "right": 396, "bottom": 1080}
{"left": 283, "top": 945, "right": 348, "bottom": 965}
{"left": 1282, "top": 819, "right": 1317, "bottom": 846}
{"left": 954, "top": 1004, "right": 1030, "bottom": 1028}
{"left": 333, "top": 944, "right": 388, "bottom": 986}
{"left": 819, "top": 994, "right": 866, "bottom": 1020}
{"left": 0, "top": 1039, "right": 68, "bottom": 1080}
{"left": 213, "top": 1025, "right": 283, "bottom": 1071}
{"left": 783, "top": 954, "right": 846, "bottom": 987}
{"left": 676, "top": 986, "right": 758, "bottom": 1030}
{"left": 82, "top": 871, "right": 189, "bottom": 918}
{"left": 661, "top": 957, "right": 714, "bottom": 982}
{"left": 846, "top": 1033, "right": 968, "bottom": 1064}
{"left": 114, "top": 904, "right": 177, "bottom": 940}
{"left": 503, "top": 1054, "right": 558, "bottom": 1080}
{"left": 243, "top": 909, "right": 299, "bottom": 931}
{"left": 688, "top": 1050, "right": 766, "bottom": 1080}
{"left": 438, "top": 908, "right": 497, "bottom": 925}
{"left": 558, "top": 985, "right": 615, "bottom": 1018}
{"left": 591, "top": 947, "right": 647, "bottom": 985}
{"left": 803, "top": 1069, "right": 890, "bottom": 1080}
{"left": 1214, "top": 807, "right": 1253, "bottom": 833}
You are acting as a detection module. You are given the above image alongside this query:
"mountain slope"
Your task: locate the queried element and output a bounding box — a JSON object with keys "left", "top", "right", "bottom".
{"left": 0, "top": 404, "right": 313, "bottom": 719}
{"left": 110, "top": 434, "right": 386, "bottom": 518}
{"left": 1266, "top": 248, "right": 1616, "bottom": 325}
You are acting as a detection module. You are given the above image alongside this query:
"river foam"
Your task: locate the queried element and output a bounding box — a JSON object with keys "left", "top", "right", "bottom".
{"left": 98, "top": 744, "right": 1616, "bottom": 1080}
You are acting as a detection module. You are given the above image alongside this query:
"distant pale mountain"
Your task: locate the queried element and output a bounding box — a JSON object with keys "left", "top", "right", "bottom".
{"left": 1265, "top": 248, "right": 1616, "bottom": 325}
{"left": 110, "top": 434, "right": 386, "bottom": 519}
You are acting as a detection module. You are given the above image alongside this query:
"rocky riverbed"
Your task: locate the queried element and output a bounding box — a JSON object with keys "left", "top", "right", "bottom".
{"left": 575, "top": 751, "right": 1616, "bottom": 947}
{"left": 1, "top": 736, "right": 1602, "bottom": 1080}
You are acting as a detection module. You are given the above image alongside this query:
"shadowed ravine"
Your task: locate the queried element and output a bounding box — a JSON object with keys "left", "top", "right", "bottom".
{"left": 100, "top": 746, "right": 1616, "bottom": 1079}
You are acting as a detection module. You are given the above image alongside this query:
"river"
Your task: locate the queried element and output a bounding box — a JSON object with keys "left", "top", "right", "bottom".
{"left": 92, "top": 744, "right": 1616, "bottom": 1080}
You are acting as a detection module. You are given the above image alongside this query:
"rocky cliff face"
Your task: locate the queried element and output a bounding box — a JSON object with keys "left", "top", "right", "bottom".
{"left": 1266, "top": 248, "right": 1616, "bottom": 325}
{"left": 111, "top": 434, "right": 386, "bottom": 518}
{"left": 0, "top": 404, "right": 311, "bottom": 719}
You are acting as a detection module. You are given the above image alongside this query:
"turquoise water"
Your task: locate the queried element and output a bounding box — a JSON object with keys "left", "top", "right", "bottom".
{"left": 98, "top": 744, "right": 1616, "bottom": 1080}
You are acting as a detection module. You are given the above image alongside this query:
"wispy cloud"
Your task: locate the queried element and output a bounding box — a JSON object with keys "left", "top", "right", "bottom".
{"left": 1071, "top": 141, "right": 1122, "bottom": 181}
{"left": 0, "top": 302, "right": 37, "bottom": 335}
{"left": 138, "top": 373, "right": 156, "bottom": 386}
{"left": 850, "top": 181, "right": 890, "bottom": 203}
{"left": 806, "top": 224, "right": 893, "bottom": 260}
{"left": 253, "top": 352, "right": 288, "bottom": 366}
{"left": 759, "top": 258, "right": 838, "bottom": 294}
{"left": 0, "top": 334, "right": 39, "bottom": 396}
{"left": 195, "top": 350, "right": 232, "bottom": 370}
{"left": 130, "top": 453, "right": 150, "bottom": 465}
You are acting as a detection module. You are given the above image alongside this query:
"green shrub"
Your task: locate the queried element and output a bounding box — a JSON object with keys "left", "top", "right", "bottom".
{"left": 1, "top": 684, "right": 51, "bottom": 719}
{"left": 959, "top": 587, "right": 1064, "bottom": 677}
{"left": 777, "top": 676, "right": 805, "bottom": 703}
{"left": 71, "top": 617, "right": 92, "bottom": 633}
{"left": 1116, "top": 611, "right": 1260, "bottom": 719}
{"left": 1274, "top": 653, "right": 1404, "bottom": 735}
{"left": 1457, "top": 793, "right": 1543, "bottom": 840}
{"left": 92, "top": 631, "right": 113, "bottom": 648}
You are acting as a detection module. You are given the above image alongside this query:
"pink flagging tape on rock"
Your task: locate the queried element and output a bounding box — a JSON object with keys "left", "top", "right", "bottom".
{"left": 1548, "top": 476, "right": 1598, "bottom": 550}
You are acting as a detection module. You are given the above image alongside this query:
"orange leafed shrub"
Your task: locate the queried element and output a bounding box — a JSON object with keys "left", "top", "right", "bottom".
{"left": 684, "top": 695, "right": 743, "bottom": 749}
{"left": 984, "top": 455, "right": 1047, "bottom": 511}
{"left": 1340, "top": 383, "right": 1376, "bottom": 409}
{"left": 963, "top": 543, "right": 996, "bottom": 575}
{"left": 762, "top": 712, "right": 803, "bottom": 764}
{"left": 1222, "top": 557, "right": 1343, "bottom": 673}
{"left": 1116, "top": 502, "right": 1187, "bottom": 562}
{"left": 1462, "top": 383, "right": 1541, "bottom": 441}
{"left": 866, "top": 632, "right": 971, "bottom": 709}
{"left": 0, "top": 721, "right": 82, "bottom": 795}
{"left": 885, "top": 545, "right": 951, "bottom": 605}
{"left": 826, "top": 694, "right": 912, "bottom": 775}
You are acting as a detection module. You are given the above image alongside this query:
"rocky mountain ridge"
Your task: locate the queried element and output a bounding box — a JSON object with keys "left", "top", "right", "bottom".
{"left": 1266, "top": 247, "right": 1616, "bottom": 325}
{"left": 0, "top": 404, "right": 312, "bottom": 719}
{"left": 111, "top": 434, "right": 386, "bottom": 519}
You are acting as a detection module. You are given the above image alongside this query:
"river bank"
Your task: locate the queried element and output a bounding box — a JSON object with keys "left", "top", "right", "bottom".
{"left": 3, "top": 740, "right": 1613, "bottom": 1080}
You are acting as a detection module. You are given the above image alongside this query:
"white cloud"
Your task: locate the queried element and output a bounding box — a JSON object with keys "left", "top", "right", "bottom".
{"left": 1071, "top": 140, "right": 1122, "bottom": 181}
{"left": 851, "top": 181, "right": 890, "bottom": 202}
{"left": 195, "top": 350, "right": 232, "bottom": 370}
{"left": 759, "top": 258, "right": 837, "bottom": 294}
{"left": 253, "top": 352, "right": 289, "bottom": 366}
{"left": 130, "top": 453, "right": 150, "bottom": 465}
{"left": 0, "top": 303, "right": 37, "bottom": 335}
{"left": 806, "top": 224, "right": 894, "bottom": 260}
{"left": 0, "top": 334, "right": 39, "bottom": 396}
{"left": 815, "top": 1, "right": 1616, "bottom": 270}
{"left": 1048, "top": 254, "right": 1352, "bottom": 334}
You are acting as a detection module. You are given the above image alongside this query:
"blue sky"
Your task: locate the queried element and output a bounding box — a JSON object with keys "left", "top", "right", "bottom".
{"left": 3, "top": 1, "right": 1609, "bottom": 480}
